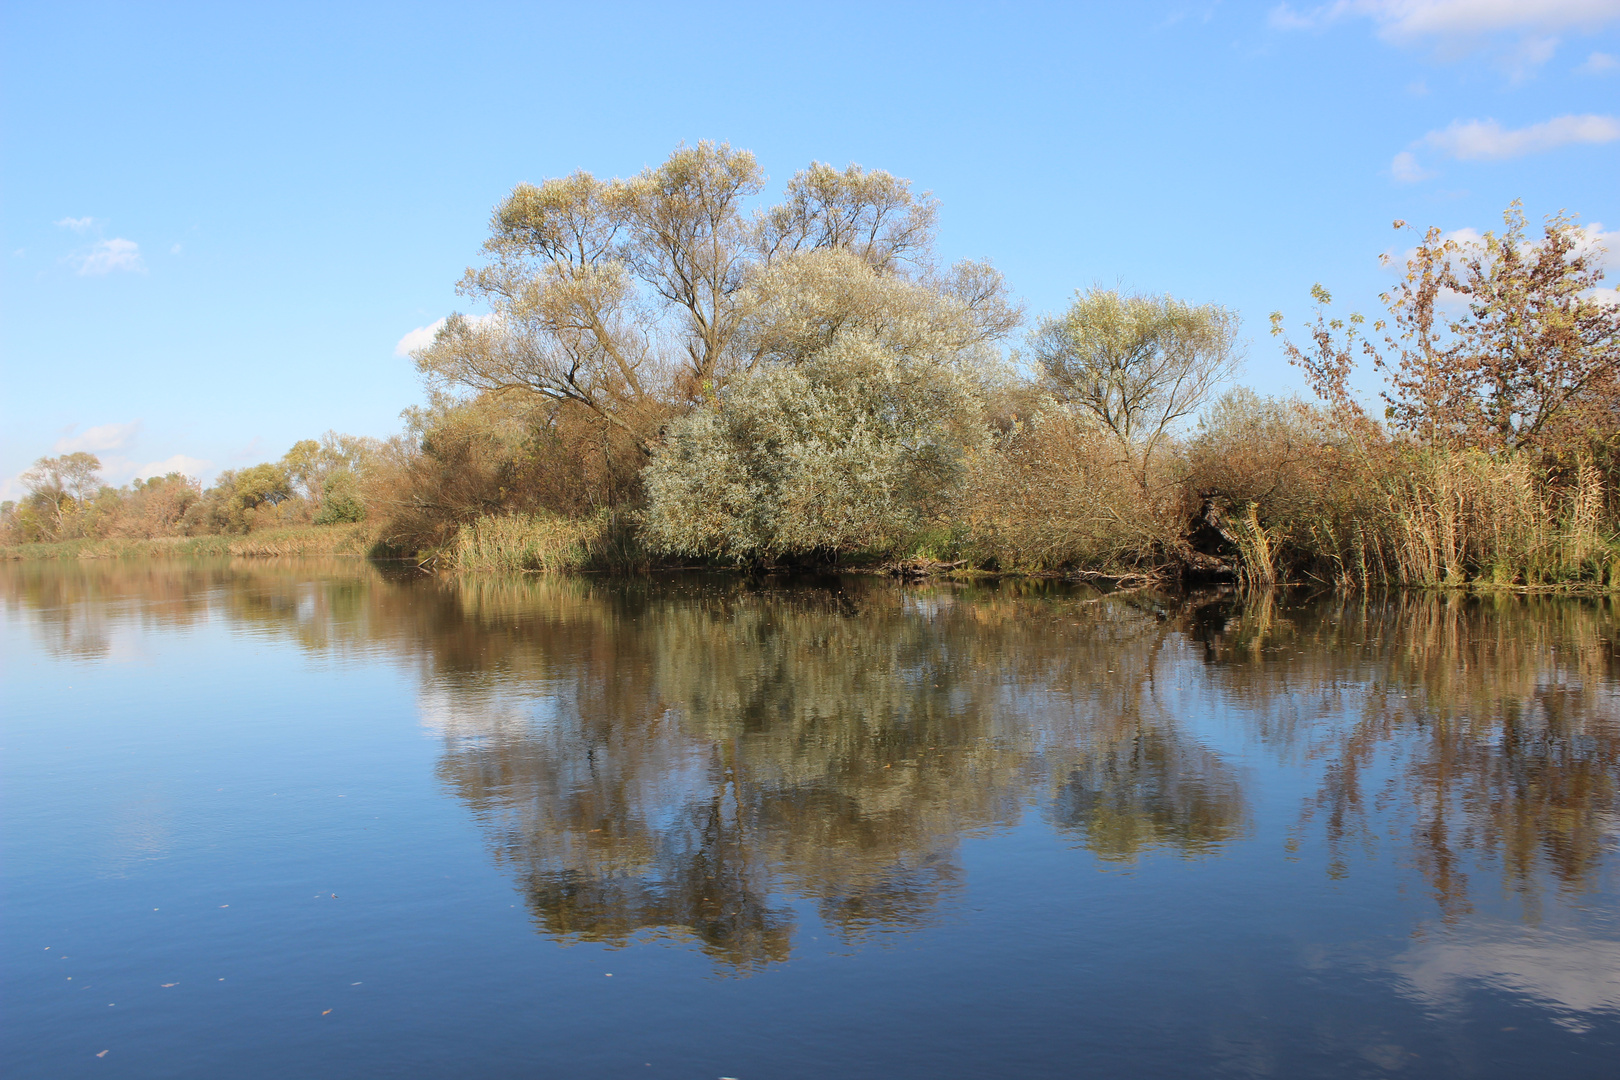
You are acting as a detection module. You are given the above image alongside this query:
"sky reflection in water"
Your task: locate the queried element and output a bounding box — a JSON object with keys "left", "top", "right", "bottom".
{"left": 3, "top": 561, "right": 1618, "bottom": 1078}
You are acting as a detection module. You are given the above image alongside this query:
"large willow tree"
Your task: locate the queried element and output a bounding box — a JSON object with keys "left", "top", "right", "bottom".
{"left": 641, "top": 249, "right": 1018, "bottom": 560}
{"left": 411, "top": 143, "right": 1022, "bottom": 559}
{"left": 410, "top": 143, "right": 1004, "bottom": 455}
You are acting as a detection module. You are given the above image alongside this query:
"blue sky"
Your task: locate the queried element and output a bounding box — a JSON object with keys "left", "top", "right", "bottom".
{"left": 3, "top": 1, "right": 1617, "bottom": 497}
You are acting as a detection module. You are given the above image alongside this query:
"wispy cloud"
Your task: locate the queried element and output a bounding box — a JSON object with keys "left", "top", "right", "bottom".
{"left": 1392, "top": 926, "right": 1620, "bottom": 1021}
{"left": 1569, "top": 221, "right": 1617, "bottom": 267}
{"left": 1268, "top": 4, "right": 1318, "bottom": 29}
{"left": 1500, "top": 33, "right": 1561, "bottom": 78}
{"left": 1272, "top": 0, "right": 1620, "bottom": 38}
{"left": 1578, "top": 49, "right": 1619, "bottom": 72}
{"left": 1270, "top": 0, "right": 1620, "bottom": 76}
{"left": 55, "top": 215, "right": 97, "bottom": 233}
{"left": 1384, "top": 0, "right": 1620, "bottom": 40}
{"left": 1157, "top": 2, "right": 1222, "bottom": 29}
{"left": 231, "top": 437, "right": 266, "bottom": 463}
{"left": 1390, "top": 149, "right": 1438, "bottom": 182}
{"left": 394, "top": 314, "right": 497, "bottom": 357}
{"left": 1381, "top": 221, "right": 1614, "bottom": 311}
{"left": 395, "top": 319, "right": 447, "bottom": 357}
{"left": 1420, "top": 113, "right": 1620, "bottom": 159}
{"left": 54, "top": 421, "right": 141, "bottom": 455}
{"left": 76, "top": 237, "right": 146, "bottom": 276}
{"left": 1382, "top": 225, "right": 1483, "bottom": 268}
{"left": 134, "top": 454, "right": 210, "bottom": 482}
{"left": 0, "top": 474, "right": 27, "bottom": 502}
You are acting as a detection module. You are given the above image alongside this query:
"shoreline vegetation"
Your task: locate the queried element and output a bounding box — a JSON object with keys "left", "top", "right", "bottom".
{"left": 6, "top": 515, "right": 1617, "bottom": 596}
{"left": 5, "top": 145, "right": 1617, "bottom": 590}
{"left": 1, "top": 523, "right": 373, "bottom": 562}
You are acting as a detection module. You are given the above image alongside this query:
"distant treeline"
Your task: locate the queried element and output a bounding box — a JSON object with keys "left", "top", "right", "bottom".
{"left": 3, "top": 432, "right": 373, "bottom": 546}
{"left": 6, "top": 144, "right": 1618, "bottom": 587}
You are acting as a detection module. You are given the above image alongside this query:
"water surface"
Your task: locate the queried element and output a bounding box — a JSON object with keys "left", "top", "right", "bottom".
{"left": 4, "top": 561, "right": 1618, "bottom": 1078}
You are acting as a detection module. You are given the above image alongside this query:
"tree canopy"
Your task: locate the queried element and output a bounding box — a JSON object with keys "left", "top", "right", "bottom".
{"left": 1273, "top": 203, "right": 1620, "bottom": 457}
{"left": 1031, "top": 288, "right": 1241, "bottom": 475}
{"left": 641, "top": 249, "right": 1014, "bottom": 560}
{"left": 411, "top": 143, "right": 993, "bottom": 455}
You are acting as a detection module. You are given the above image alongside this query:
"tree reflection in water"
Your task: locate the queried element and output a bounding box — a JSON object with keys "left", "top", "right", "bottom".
{"left": 1194, "top": 590, "right": 1620, "bottom": 923}
{"left": 5, "top": 561, "right": 1616, "bottom": 971}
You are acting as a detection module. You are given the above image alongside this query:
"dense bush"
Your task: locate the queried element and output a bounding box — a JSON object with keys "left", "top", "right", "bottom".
{"left": 963, "top": 405, "right": 1177, "bottom": 572}
{"left": 641, "top": 249, "right": 1002, "bottom": 561}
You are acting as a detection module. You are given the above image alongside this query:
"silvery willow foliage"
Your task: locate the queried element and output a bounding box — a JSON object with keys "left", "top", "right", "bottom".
{"left": 643, "top": 250, "right": 1008, "bottom": 559}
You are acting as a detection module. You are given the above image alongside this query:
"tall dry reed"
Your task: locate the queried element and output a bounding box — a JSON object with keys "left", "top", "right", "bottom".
{"left": 450, "top": 511, "right": 645, "bottom": 573}
{"left": 1376, "top": 450, "right": 1614, "bottom": 587}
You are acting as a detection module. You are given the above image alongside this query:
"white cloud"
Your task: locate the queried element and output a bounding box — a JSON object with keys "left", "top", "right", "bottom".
{"left": 170, "top": 243, "right": 182, "bottom": 255}
{"left": 55, "top": 216, "right": 96, "bottom": 232}
{"left": 1578, "top": 49, "right": 1620, "bottom": 71}
{"left": 1392, "top": 927, "right": 1620, "bottom": 1027}
{"left": 394, "top": 313, "right": 497, "bottom": 357}
{"left": 54, "top": 421, "right": 141, "bottom": 455}
{"left": 1273, "top": 0, "right": 1620, "bottom": 37}
{"left": 1394, "top": 114, "right": 1620, "bottom": 179}
{"left": 1390, "top": 149, "right": 1438, "bottom": 182}
{"left": 1379, "top": 0, "right": 1620, "bottom": 40}
{"left": 76, "top": 237, "right": 146, "bottom": 276}
{"left": 1502, "top": 32, "right": 1561, "bottom": 78}
{"left": 133, "top": 455, "right": 210, "bottom": 482}
{"left": 1381, "top": 221, "right": 1614, "bottom": 312}
{"left": 1270, "top": 0, "right": 1620, "bottom": 74}
{"left": 1419, "top": 113, "right": 1620, "bottom": 159}
{"left": 1382, "top": 224, "right": 1480, "bottom": 267}
{"left": 1388, "top": 221, "right": 1615, "bottom": 265}
{"left": 1569, "top": 221, "right": 1617, "bottom": 266}
{"left": 1380, "top": 227, "right": 1482, "bottom": 309}
{"left": 395, "top": 319, "right": 446, "bottom": 357}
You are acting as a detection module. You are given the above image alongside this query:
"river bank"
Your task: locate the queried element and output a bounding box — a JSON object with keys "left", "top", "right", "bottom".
{"left": 6, "top": 521, "right": 1617, "bottom": 597}
{"left": 0, "top": 522, "right": 373, "bottom": 561}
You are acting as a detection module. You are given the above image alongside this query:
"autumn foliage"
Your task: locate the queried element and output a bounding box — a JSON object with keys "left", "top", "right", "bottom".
{"left": 6, "top": 152, "right": 1616, "bottom": 590}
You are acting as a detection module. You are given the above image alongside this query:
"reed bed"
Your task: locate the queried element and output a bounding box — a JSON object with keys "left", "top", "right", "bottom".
{"left": 1292, "top": 450, "right": 1619, "bottom": 590}
{"left": 449, "top": 511, "right": 645, "bottom": 574}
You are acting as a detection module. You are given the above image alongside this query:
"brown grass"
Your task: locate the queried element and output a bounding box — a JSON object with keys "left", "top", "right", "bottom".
{"left": 0, "top": 523, "right": 375, "bottom": 561}
{"left": 449, "top": 511, "right": 646, "bottom": 573}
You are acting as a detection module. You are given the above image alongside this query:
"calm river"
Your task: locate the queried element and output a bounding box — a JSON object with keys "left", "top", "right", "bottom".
{"left": 3, "top": 560, "right": 1618, "bottom": 1078}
